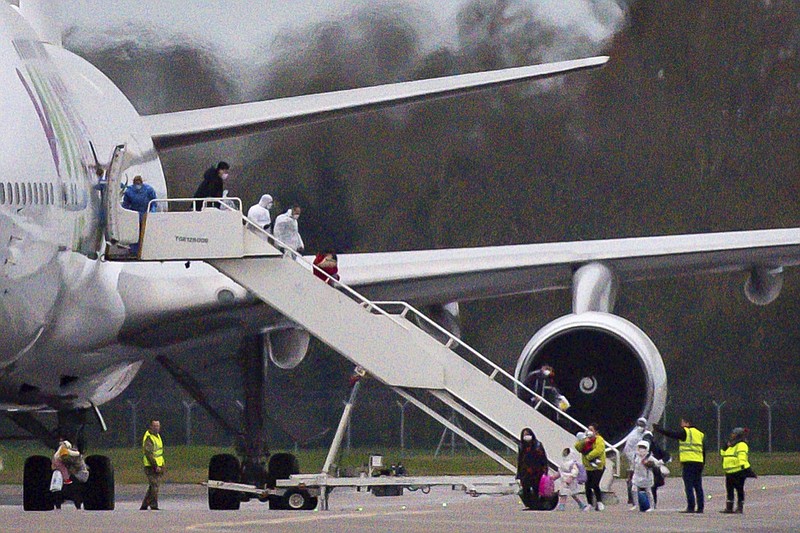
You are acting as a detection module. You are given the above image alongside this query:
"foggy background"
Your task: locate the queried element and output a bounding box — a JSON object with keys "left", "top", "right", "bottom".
{"left": 16, "top": 1, "right": 799, "bottom": 453}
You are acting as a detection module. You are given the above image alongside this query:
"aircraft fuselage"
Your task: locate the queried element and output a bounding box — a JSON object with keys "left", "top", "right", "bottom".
{"left": 0, "top": 4, "right": 166, "bottom": 408}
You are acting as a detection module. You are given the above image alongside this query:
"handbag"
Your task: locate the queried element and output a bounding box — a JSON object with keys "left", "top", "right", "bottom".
{"left": 538, "top": 474, "right": 555, "bottom": 498}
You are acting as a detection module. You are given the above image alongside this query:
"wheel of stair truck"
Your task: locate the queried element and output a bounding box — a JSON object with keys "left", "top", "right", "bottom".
{"left": 285, "top": 489, "right": 317, "bottom": 510}
{"left": 267, "top": 453, "right": 311, "bottom": 510}
{"left": 83, "top": 455, "right": 115, "bottom": 510}
{"left": 23, "top": 456, "right": 53, "bottom": 511}
{"left": 208, "top": 454, "right": 241, "bottom": 510}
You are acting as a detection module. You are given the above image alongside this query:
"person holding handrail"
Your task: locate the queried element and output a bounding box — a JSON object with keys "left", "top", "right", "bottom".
{"left": 273, "top": 203, "right": 304, "bottom": 253}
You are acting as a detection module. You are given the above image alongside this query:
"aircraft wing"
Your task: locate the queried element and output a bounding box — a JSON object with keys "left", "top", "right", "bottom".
{"left": 336, "top": 228, "right": 800, "bottom": 304}
{"left": 142, "top": 56, "right": 608, "bottom": 149}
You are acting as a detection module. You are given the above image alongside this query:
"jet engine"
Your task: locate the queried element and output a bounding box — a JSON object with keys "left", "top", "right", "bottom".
{"left": 263, "top": 323, "right": 311, "bottom": 370}
{"left": 514, "top": 311, "right": 666, "bottom": 447}
{"left": 744, "top": 266, "right": 783, "bottom": 306}
{"left": 414, "top": 302, "right": 461, "bottom": 343}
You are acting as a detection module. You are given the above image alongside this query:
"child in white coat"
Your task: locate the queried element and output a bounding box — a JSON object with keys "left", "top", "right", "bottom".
{"left": 631, "top": 440, "right": 663, "bottom": 512}
{"left": 556, "top": 448, "right": 591, "bottom": 511}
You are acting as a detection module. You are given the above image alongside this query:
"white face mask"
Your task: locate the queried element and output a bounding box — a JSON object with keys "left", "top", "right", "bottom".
{"left": 585, "top": 431, "right": 594, "bottom": 439}
{"left": 221, "top": 172, "right": 229, "bottom": 180}
{"left": 522, "top": 435, "right": 533, "bottom": 442}
{"left": 543, "top": 369, "right": 551, "bottom": 377}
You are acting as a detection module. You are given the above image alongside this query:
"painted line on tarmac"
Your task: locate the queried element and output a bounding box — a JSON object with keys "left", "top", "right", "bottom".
{"left": 186, "top": 508, "right": 439, "bottom": 531}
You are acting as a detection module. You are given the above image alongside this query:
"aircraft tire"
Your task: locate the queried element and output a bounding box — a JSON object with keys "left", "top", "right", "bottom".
{"left": 267, "top": 452, "right": 299, "bottom": 480}
{"left": 23, "top": 456, "right": 53, "bottom": 511}
{"left": 208, "top": 454, "right": 241, "bottom": 510}
{"left": 83, "top": 455, "right": 115, "bottom": 510}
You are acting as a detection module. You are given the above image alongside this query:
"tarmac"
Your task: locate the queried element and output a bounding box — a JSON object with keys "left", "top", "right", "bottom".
{"left": 0, "top": 475, "right": 798, "bottom": 532}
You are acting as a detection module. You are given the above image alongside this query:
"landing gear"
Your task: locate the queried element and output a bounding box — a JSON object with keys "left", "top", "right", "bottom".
{"left": 83, "top": 455, "right": 115, "bottom": 510}
{"left": 208, "top": 454, "right": 241, "bottom": 510}
{"left": 11, "top": 409, "right": 115, "bottom": 511}
{"left": 23, "top": 456, "right": 52, "bottom": 511}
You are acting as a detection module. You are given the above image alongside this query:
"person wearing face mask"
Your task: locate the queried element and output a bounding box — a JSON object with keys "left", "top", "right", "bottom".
{"left": 575, "top": 423, "right": 606, "bottom": 511}
{"left": 122, "top": 175, "right": 157, "bottom": 255}
{"left": 516, "top": 427, "right": 549, "bottom": 510}
{"left": 523, "top": 365, "right": 558, "bottom": 407}
{"left": 247, "top": 194, "right": 274, "bottom": 230}
{"left": 642, "top": 429, "right": 670, "bottom": 510}
{"left": 122, "top": 175, "right": 158, "bottom": 216}
{"left": 631, "top": 440, "right": 663, "bottom": 512}
{"left": 623, "top": 417, "right": 649, "bottom": 510}
{"left": 556, "top": 447, "right": 591, "bottom": 511}
{"left": 193, "top": 161, "right": 230, "bottom": 210}
{"left": 273, "top": 203, "right": 304, "bottom": 253}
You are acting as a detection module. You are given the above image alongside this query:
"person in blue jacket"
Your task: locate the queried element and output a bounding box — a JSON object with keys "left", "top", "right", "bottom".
{"left": 122, "top": 175, "right": 157, "bottom": 254}
{"left": 122, "top": 175, "right": 157, "bottom": 217}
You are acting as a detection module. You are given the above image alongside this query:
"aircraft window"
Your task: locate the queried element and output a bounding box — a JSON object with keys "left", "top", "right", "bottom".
{"left": 26, "top": 183, "right": 32, "bottom": 205}
{"left": 0, "top": 183, "right": 5, "bottom": 204}
{"left": 33, "top": 183, "right": 39, "bottom": 205}
{"left": 8, "top": 183, "right": 13, "bottom": 205}
{"left": 15, "top": 183, "right": 21, "bottom": 205}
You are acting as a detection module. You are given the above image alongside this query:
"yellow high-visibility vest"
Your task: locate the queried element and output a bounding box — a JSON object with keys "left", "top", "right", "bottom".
{"left": 142, "top": 430, "right": 164, "bottom": 467}
{"left": 679, "top": 427, "right": 704, "bottom": 463}
{"left": 720, "top": 441, "right": 750, "bottom": 473}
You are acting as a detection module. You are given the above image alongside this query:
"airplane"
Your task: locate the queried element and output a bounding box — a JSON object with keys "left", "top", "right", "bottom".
{"left": 1, "top": 0, "right": 796, "bottom": 512}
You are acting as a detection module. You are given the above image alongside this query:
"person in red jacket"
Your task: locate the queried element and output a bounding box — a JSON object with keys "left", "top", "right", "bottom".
{"left": 313, "top": 251, "right": 340, "bottom": 285}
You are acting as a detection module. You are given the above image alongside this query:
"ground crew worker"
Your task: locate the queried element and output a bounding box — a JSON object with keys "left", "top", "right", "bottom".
{"left": 654, "top": 417, "right": 705, "bottom": 513}
{"left": 720, "top": 427, "right": 754, "bottom": 514}
{"left": 140, "top": 419, "right": 164, "bottom": 510}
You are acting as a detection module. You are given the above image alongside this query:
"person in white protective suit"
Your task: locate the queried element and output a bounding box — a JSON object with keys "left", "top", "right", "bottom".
{"left": 273, "top": 204, "right": 304, "bottom": 252}
{"left": 623, "top": 417, "right": 648, "bottom": 509}
{"left": 247, "top": 194, "right": 273, "bottom": 230}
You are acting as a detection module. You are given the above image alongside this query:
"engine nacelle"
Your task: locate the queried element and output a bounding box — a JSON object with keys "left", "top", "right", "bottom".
{"left": 515, "top": 312, "right": 666, "bottom": 447}
{"left": 415, "top": 302, "right": 461, "bottom": 343}
{"left": 263, "top": 324, "right": 311, "bottom": 370}
{"left": 744, "top": 266, "right": 783, "bottom": 306}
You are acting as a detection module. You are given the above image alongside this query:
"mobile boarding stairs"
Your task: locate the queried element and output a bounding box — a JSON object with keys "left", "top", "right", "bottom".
{"left": 107, "top": 195, "right": 619, "bottom": 504}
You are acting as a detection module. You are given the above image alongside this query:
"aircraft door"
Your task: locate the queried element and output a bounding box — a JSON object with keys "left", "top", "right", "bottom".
{"left": 103, "top": 144, "right": 140, "bottom": 245}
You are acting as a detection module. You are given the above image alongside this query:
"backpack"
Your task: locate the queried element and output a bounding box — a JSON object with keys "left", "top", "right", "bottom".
{"left": 576, "top": 463, "right": 588, "bottom": 484}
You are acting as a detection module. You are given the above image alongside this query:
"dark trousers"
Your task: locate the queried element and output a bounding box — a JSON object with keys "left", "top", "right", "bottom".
{"left": 519, "top": 476, "right": 540, "bottom": 508}
{"left": 682, "top": 462, "right": 704, "bottom": 511}
{"left": 141, "top": 466, "right": 163, "bottom": 509}
{"left": 585, "top": 468, "right": 604, "bottom": 507}
{"left": 626, "top": 470, "right": 634, "bottom": 504}
{"left": 725, "top": 471, "right": 746, "bottom": 503}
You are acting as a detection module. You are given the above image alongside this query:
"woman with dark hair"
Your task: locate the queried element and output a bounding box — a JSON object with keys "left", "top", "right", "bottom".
{"left": 517, "top": 427, "right": 549, "bottom": 509}
{"left": 720, "top": 427, "right": 755, "bottom": 514}
{"left": 575, "top": 423, "right": 606, "bottom": 511}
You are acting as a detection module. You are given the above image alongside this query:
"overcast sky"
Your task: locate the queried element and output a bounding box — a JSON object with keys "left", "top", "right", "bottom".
{"left": 60, "top": 0, "right": 627, "bottom": 75}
